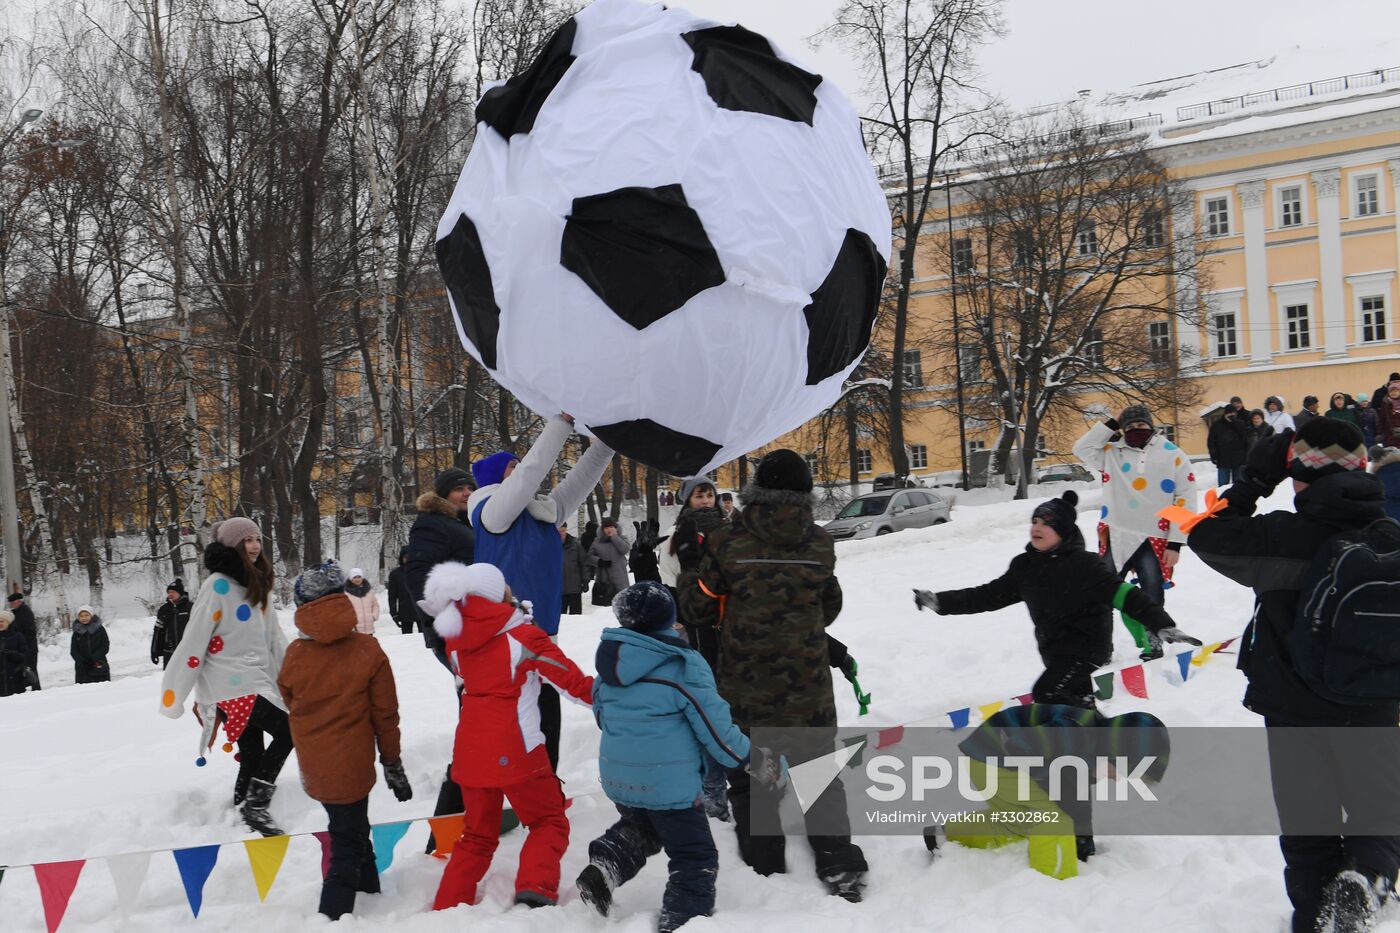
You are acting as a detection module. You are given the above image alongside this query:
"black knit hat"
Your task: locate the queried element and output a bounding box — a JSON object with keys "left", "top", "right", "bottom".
{"left": 166, "top": 579, "right": 186, "bottom": 596}
{"left": 434, "top": 467, "right": 474, "bottom": 499}
{"left": 754, "top": 449, "right": 813, "bottom": 493}
{"left": 1031, "top": 490, "right": 1079, "bottom": 542}
{"left": 1118, "top": 404, "right": 1153, "bottom": 429}
{"left": 1289, "top": 418, "right": 1367, "bottom": 482}
{"left": 612, "top": 581, "right": 677, "bottom": 634}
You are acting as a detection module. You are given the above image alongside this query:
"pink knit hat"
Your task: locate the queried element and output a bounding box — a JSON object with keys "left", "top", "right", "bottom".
{"left": 211, "top": 517, "right": 260, "bottom": 548}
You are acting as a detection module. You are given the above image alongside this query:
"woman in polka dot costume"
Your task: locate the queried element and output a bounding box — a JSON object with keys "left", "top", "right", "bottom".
{"left": 158, "top": 517, "right": 292, "bottom": 835}
{"left": 1072, "top": 404, "right": 1197, "bottom": 615}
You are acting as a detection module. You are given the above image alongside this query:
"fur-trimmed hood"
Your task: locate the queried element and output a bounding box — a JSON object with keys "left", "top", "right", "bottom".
{"left": 738, "top": 484, "right": 813, "bottom": 508}
{"left": 204, "top": 541, "right": 248, "bottom": 585}
{"left": 735, "top": 483, "right": 818, "bottom": 549}
{"left": 415, "top": 492, "right": 467, "bottom": 521}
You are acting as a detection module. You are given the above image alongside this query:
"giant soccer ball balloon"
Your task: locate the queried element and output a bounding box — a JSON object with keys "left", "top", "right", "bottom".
{"left": 436, "top": 0, "right": 891, "bottom": 476}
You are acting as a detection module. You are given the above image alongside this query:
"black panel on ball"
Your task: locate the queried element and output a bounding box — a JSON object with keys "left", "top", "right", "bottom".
{"left": 681, "top": 25, "right": 822, "bottom": 126}
{"left": 588, "top": 418, "right": 723, "bottom": 477}
{"left": 476, "top": 18, "right": 578, "bottom": 139}
{"left": 561, "top": 184, "right": 726, "bottom": 330}
{"left": 435, "top": 213, "right": 501, "bottom": 369}
{"left": 803, "top": 228, "right": 887, "bottom": 385}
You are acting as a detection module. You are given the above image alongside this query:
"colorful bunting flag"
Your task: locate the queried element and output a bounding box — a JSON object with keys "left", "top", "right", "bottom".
{"left": 1094, "top": 673, "right": 1115, "bottom": 701}
{"left": 243, "top": 835, "right": 291, "bottom": 902}
{"left": 1192, "top": 641, "right": 1223, "bottom": 666}
{"left": 841, "top": 733, "right": 867, "bottom": 768}
{"left": 948, "top": 708, "right": 970, "bottom": 729}
{"left": 371, "top": 822, "right": 412, "bottom": 876}
{"left": 172, "top": 844, "right": 220, "bottom": 918}
{"left": 876, "top": 725, "right": 904, "bottom": 750}
{"left": 1176, "top": 650, "right": 1193, "bottom": 682}
{"left": 977, "top": 700, "right": 1004, "bottom": 722}
{"left": 1015, "top": 693, "right": 1035, "bottom": 706}
{"left": 106, "top": 851, "right": 151, "bottom": 917}
{"left": 428, "top": 816, "right": 465, "bottom": 860}
{"left": 1121, "top": 665, "right": 1149, "bottom": 699}
{"left": 313, "top": 832, "right": 332, "bottom": 879}
{"left": 34, "top": 859, "right": 85, "bottom": 933}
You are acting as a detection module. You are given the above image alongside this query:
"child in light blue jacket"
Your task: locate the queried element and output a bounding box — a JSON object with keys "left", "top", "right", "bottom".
{"left": 577, "top": 582, "right": 752, "bottom": 933}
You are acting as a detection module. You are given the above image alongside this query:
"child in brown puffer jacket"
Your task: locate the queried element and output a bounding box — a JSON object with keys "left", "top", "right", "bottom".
{"left": 279, "top": 560, "right": 414, "bottom": 920}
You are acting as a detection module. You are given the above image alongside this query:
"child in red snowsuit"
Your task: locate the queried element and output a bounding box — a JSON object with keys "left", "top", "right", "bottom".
{"left": 419, "top": 561, "right": 594, "bottom": 910}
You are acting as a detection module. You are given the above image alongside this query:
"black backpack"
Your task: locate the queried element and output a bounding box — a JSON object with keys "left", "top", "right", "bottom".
{"left": 1292, "top": 518, "right": 1400, "bottom": 705}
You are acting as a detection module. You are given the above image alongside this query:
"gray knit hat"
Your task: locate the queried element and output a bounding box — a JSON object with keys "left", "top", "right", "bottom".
{"left": 294, "top": 560, "right": 348, "bottom": 606}
{"left": 211, "top": 517, "right": 260, "bottom": 549}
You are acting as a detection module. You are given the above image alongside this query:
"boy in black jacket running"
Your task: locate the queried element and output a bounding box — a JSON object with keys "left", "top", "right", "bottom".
{"left": 914, "top": 490, "right": 1200, "bottom": 708}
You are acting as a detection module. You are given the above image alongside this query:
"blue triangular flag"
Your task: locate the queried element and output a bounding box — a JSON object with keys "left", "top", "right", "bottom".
{"left": 172, "top": 844, "right": 220, "bottom": 917}
{"left": 948, "top": 708, "right": 970, "bottom": 729}
{"left": 1176, "top": 650, "right": 1193, "bottom": 682}
{"left": 371, "top": 821, "right": 412, "bottom": 875}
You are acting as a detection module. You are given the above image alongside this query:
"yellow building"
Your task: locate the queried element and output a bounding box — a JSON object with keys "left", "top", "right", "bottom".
{"left": 724, "top": 54, "right": 1400, "bottom": 489}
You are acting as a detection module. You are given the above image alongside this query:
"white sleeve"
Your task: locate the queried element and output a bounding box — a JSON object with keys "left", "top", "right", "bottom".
{"left": 549, "top": 439, "right": 614, "bottom": 518}
{"left": 1072, "top": 421, "right": 1117, "bottom": 472}
{"left": 479, "top": 416, "right": 573, "bottom": 533}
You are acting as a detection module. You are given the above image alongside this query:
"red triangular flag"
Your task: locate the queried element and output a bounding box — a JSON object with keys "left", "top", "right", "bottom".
{"left": 313, "top": 831, "right": 332, "bottom": 879}
{"left": 876, "top": 725, "right": 904, "bottom": 749}
{"left": 1121, "top": 665, "right": 1149, "bottom": 699}
{"left": 34, "top": 860, "right": 85, "bottom": 933}
{"left": 1015, "top": 693, "right": 1035, "bottom": 706}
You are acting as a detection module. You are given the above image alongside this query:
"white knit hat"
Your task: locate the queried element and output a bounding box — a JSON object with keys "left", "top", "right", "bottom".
{"left": 461, "top": 563, "right": 506, "bottom": 603}
{"left": 349, "top": 568, "right": 366, "bottom": 580}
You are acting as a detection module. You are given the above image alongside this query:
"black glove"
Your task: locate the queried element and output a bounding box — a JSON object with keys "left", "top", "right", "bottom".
{"left": 382, "top": 759, "right": 413, "bottom": 802}
{"left": 1143, "top": 626, "right": 1203, "bottom": 661}
{"left": 747, "top": 745, "right": 786, "bottom": 791}
{"left": 1240, "top": 429, "right": 1294, "bottom": 493}
{"left": 913, "top": 589, "right": 940, "bottom": 613}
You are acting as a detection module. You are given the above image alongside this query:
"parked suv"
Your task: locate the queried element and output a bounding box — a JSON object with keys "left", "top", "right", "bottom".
{"left": 825, "top": 489, "right": 951, "bottom": 540}
{"left": 1035, "top": 463, "right": 1095, "bottom": 484}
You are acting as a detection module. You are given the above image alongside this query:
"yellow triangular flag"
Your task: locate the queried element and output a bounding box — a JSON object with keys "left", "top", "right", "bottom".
{"left": 1191, "top": 641, "right": 1223, "bottom": 667}
{"left": 977, "top": 700, "right": 1004, "bottom": 721}
{"left": 243, "top": 835, "right": 291, "bottom": 902}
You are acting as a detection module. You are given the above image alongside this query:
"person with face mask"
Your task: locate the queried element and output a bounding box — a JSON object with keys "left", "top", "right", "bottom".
{"left": 1072, "top": 404, "right": 1197, "bottom": 610}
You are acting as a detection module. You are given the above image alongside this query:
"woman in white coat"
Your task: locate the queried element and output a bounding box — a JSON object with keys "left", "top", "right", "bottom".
{"left": 159, "top": 517, "right": 291, "bottom": 836}
{"left": 344, "top": 568, "right": 381, "bottom": 635}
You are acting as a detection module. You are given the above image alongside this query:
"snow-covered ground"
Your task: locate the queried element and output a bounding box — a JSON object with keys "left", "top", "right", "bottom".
{"left": 2, "top": 482, "right": 1393, "bottom": 932}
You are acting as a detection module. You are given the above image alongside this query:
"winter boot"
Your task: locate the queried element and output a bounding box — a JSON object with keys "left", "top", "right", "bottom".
{"left": 1317, "top": 869, "right": 1393, "bottom": 933}
{"left": 658, "top": 908, "right": 690, "bottom": 932}
{"left": 356, "top": 856, "right": 381, "bottom": 895}
{"left": 1076, "top": 835, "right": 1096, "bottom": 862}
{"left": 513, "top": 890, "right": 556, "bottom": 909}
{"left": 241, "top": 778, "right": 283, "bottom": 837}
{"left": 577, "top": 863, "right": 615, "bottom": 917}
{"left": 923, "top": 826, "right": 941, "bottom": 855}
{"left": 821, "top": 870, "right": 865, "bottom": 903}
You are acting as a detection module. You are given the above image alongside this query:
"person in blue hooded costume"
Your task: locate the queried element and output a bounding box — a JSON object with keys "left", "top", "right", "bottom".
{"left": 468, "top": 413, "right": 614, "bottom": 769}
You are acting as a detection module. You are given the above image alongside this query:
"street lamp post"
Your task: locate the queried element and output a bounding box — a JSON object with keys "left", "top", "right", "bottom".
{"left": 0, "top": 107, "right": 85, "bottom": 591}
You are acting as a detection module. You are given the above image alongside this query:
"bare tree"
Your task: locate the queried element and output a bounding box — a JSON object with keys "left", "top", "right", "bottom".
{"left": 821, "top": 0, "right": 1004, "bottom": 480}
{"left": 934, "top": 110, "right": 1210, "bottom": 497}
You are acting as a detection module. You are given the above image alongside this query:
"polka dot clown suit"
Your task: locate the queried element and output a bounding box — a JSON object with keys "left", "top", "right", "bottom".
{"left": 1072, "top": 419, "right": 1197, "bottom": 572}
{"left": 159, "top": 563, "right": 288, "bottom": 723}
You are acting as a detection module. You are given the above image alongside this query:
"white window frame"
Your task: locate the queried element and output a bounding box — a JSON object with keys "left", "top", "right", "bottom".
{"left": 902, "top": 349, "right": 923, "bottom": 387}
{"left": 1348, "top": 271, "right": 1395, "bottom": 345}
{"left": 856, "top": 449, "right": 873, "bottom": 474}
{"left": 1351, "top": 171, "right": 1383, "bottom": 218}
{"left": 1147, "top": 321, "right": 1172, "bottom": 365}
{"left": 1284, "top": 303, "right": 1312, "bottom": 351}
{"left": 1141, "top": 209, "right": 1164, "bottom": 248}
{"left": 1271, "top": 281, "right": 1317, "bottom": 354}
{"left": 805, "top": 452, "right": 819, "bottom": 476}
{"left": 966, "top": 439, "right": 987, "bottom": 455}
{"left": 951, "top": 237, "right": 974, "bottom": 275}
{"left": 1084, "top": 327, "right": 1105, "bottom": 368}
{"left": 1205, "top": 289, "right": 1245, "bottom": 359}
{"left": 1202, "top": 192, "right": 1232, "bottom": 237}
{"left": 1275, "top": 181, "right": 1307, "bottom": 228}
{"left": 1075, "top": 219, "right": 1098, "bottom": 256}
{"left": 910, "top": 444, "right": 928, "bottom": 470}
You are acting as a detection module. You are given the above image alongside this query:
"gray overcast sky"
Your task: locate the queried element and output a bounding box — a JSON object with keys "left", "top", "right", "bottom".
{"left": 683, "top": 0, "right": 1400, "bottom": 109}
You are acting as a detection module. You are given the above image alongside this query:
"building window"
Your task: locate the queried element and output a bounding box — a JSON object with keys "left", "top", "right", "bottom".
{"left": 1205, "top": 196, "right": 1230, "bottom": 236}
{"left": 1013, "top": 231, "right": 1034, "bottom": 268}
{"left": 1085, "top": 327, "right": 1104, "bottom": 368}
{"left": 1076, "top": 220, "right": 1098, "bottom": 256}
{"left": 1213, "top": 312, "right": 1238, "bottom": 358}
{"left": 1285, "top": 304, "right": 1311, "bottom": 350}
{"left": 1362, "top": 295, "right": 1387, "bottom": 343}
{"left": 856, "top": 449, "right": 872, "bottom": 473}
{"left": 902, "top": 349, "right": 923, "bottom": 387}
{"left": 1141, "top": 209, "right": 1164, "bottom": 248}
{"left": 805, "top": 452, "right": 819, "bottom": 476}
{"left": 1157, "top": 425, "right": 1176, "bottom": 443}
{"left": 1356, "top": 174, "right": 1380, "bottom": 217}
{"left": 1034, "top": 434, "right": 1048, "bottom": 457}
{"left": 342, "top": 410, "right": 360, "bottom": 445}
{"left": 952, "top": 237, "right": 973, "bottom": 275}
{"left": 957, "top": 340, "right": 981, "bottom": 383}
{"left": 1148, "top": 321, "right": 1172, "bottom": 365}
{"left": 910, "top": 444, "right": 928, "bottom": 470}
{"left": 1279, "top": 185, "right": 1303, "bottom": 227}
{"left": 967, "top": 439, "right": 986, "bottom": 454}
